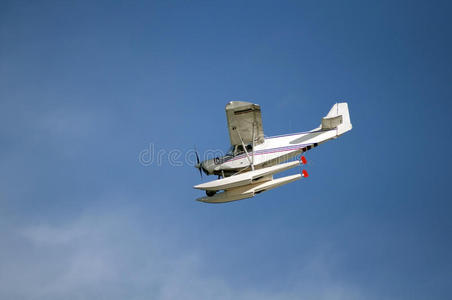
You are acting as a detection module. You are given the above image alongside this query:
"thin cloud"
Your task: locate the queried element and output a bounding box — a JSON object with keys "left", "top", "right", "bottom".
{"left": 0, "top": 208, "right": 367, "bottom": 300}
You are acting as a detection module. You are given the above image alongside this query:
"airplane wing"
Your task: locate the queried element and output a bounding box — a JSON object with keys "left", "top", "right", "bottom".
{"left": 226, "top": 101, "right": 265, "bottom": 146}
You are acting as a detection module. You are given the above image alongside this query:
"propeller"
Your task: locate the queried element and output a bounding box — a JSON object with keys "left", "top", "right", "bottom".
{"left": 194, "top": 147, "right": 203, "bottom": 178}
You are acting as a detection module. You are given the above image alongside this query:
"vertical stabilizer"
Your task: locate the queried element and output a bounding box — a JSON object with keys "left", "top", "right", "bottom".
{"left": 321, "top": 102, "right": 352, "bottom": 135}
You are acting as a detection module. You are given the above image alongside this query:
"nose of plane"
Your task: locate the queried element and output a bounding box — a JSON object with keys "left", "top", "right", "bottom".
{"left": 200, "top": 161, "right": 210, "bottom": 175}
{"left": 195, "top": 161, "right": 210, "bottom": 176}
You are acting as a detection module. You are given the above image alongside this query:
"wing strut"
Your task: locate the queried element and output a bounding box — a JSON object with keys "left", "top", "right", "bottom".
{"left": 234, "top": 126, "right": 255, "bottom": 171}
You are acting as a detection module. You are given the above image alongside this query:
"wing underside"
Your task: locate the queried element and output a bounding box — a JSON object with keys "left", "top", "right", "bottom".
{"left": 226, "top": 101, "right": 264, "bottom": 146}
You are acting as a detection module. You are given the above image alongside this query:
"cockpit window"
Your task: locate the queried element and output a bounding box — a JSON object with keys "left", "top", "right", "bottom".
{"left": 236, "top": 145, "right": 244, "bottom": 154}
{"left": 226, "top": 144, "right": 253, "bottom": 157}
{"left": 226, "top": 146, "right": 235, "bottom": 157}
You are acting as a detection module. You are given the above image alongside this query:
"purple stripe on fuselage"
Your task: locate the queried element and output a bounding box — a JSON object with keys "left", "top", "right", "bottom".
{"left": 227, "top": 143, "right": 310, "bottom": 162}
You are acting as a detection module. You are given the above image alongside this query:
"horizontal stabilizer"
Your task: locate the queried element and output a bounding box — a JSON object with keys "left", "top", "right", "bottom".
{"left": 321, "top": 115, "right": 343, "bottom": 130}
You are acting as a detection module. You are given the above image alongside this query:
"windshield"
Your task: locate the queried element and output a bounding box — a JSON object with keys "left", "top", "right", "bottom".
{"left": 225, "top": 144, "right": 253, "bottom": 157}
{"left": 226, "top": 146, "right": 235, "bottom": 157}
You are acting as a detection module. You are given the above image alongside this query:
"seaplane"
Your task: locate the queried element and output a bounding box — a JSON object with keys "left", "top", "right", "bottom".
{"left": 194, "top": 101, "right": 352, "bottom": 203}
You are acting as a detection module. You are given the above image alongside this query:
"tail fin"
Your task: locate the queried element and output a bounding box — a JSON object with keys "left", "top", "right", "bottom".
{"left": 321, "top": 103, "right": 352, "bottom": 135}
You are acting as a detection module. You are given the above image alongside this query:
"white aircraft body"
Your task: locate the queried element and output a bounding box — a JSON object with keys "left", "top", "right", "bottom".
{"left": 194, "top": 101, "right": 352, "bottom": 203}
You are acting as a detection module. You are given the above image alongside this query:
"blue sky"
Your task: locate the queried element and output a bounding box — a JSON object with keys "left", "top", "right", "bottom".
{"left": 1, "top": 0, "right": 451, "bottom": 299}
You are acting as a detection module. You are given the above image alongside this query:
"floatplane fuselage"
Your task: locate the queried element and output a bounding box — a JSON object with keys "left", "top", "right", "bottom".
{"left": 194, "top": 101, "right": 352, "bottom": 203}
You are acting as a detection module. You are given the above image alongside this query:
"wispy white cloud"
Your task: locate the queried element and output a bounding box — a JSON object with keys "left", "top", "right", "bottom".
{"left": 0, "top": 207, "right": 366, "bottom": 300}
